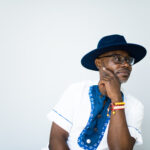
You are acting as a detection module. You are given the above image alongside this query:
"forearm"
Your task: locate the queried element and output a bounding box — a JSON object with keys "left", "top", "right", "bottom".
{"left": 108, "top": 109, "right": 135, "bottom": 150}
{"left": 49, "top": 137, "right": 70, "bottom": 150}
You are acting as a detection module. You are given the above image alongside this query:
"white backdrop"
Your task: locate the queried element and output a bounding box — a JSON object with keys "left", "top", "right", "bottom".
{"left": 0, "top": 0, "right": 150, "bottom": 150}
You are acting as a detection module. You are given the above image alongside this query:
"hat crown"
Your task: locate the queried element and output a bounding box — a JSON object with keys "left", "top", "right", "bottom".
{"left": 97, "top": 34, "right": 127, "bottom": 49}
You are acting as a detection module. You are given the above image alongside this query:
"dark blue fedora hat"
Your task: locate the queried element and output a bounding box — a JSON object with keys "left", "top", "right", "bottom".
{"left": 81, "top": 34, "right": 147, "bottom": 71}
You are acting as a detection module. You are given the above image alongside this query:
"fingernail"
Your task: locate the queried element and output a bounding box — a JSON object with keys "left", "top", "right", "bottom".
{"left": 103, "top": 67, "right": 105, "bottom": 70}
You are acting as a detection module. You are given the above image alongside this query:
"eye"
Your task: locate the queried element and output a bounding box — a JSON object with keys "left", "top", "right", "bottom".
{"left": 114, "top": 55, "right": 122, "bottom": 63}
{"left": 128, "top": 57, "right": 135, "bottom": 65}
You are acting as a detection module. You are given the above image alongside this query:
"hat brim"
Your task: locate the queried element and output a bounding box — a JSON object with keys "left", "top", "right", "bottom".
{"left": 81, "top": 43, "right": 147, "bottom": 71}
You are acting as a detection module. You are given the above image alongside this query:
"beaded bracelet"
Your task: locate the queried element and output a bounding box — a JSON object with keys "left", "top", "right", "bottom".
{"left": 107, "top": 102, "right": 125, "bottom": 116}
{"left": 113, "top": 102, "right": 125, "bottom": 105}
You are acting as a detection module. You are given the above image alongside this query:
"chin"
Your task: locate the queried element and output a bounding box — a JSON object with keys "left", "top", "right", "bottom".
{"left": 118, "top": 76, "right": 129, "bottom": 84}
{"left": 120, "top": 79, "right": 128, "bottom": 84}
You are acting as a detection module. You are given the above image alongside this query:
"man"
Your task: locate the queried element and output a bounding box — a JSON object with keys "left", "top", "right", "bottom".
{"left": 48, "top": 34, "right": 147, "bottom": 150}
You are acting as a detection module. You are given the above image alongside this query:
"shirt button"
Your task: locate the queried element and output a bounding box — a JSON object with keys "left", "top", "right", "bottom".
{"left": 86, "top": 139, "right": 91, "bottom": 144}
{"left": 97, "top": 114, "right": 101, "bottom": 118}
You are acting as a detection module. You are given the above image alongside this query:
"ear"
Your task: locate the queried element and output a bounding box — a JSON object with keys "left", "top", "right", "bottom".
{"left": 95, "top": 58, "right": 101, "bottom": 69}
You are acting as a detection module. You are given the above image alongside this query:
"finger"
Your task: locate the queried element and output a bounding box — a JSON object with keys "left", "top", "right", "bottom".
{"left": 101, "top": 74, "right": 112, "bottom": 81}
{"left": 102, "top": 67, "right": 114, "bottom": 77}
{"left": 101, "top": 69, "right": 112, "bottom": 80}
{"left": 101, "top": 71, "right": 111, "bottom": 80}
{"left": 100, "top": 78, "right": 110, "bottom": 85}
{"left": 102, "top": 78, "right": 111, "bottom": 82}
{"left": 101, "top": 71, "right": 109, "bottom": 78}
{"left": 103, "top": 67, "right": 121, "bottom": 83}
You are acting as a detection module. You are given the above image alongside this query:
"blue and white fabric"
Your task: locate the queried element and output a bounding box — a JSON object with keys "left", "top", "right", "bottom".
{"left": 47, "top": 81, "right": 144, "bottom": 150}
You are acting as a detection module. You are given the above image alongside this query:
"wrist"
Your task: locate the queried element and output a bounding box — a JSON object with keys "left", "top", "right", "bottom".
{"left": 111, "top": 98, "right": 122, "bottom": 103}
{"left": 111, "top": 94, "right": 122, "bottom": 102}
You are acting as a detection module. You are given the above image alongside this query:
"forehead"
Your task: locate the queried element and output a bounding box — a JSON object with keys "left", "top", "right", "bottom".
{"left": 100, "top": 50, "right": 130, "bottom": 57}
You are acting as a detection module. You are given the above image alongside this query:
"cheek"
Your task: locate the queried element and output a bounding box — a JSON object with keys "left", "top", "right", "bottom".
{"left": 106, "top": 60, "right": 117, "bottom": 73}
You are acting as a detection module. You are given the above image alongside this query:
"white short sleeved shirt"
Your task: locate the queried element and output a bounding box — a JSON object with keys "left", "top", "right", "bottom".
{"left": 47, "top": 81, "right": 144, "bottom": 150}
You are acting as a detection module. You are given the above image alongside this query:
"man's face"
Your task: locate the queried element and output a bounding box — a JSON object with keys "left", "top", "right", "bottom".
{"left": 95, "top": 50, "right": 133, "bottom": 83}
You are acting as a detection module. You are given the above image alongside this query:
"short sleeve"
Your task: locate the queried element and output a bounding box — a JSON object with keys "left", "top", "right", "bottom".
{"left": 47, "top": 84, "right": 78, "bottom": 133}
{"left": 125, "top": 95, "right": 144, "bottom": 145}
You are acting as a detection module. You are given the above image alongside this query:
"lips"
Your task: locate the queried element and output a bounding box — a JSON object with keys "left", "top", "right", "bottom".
{"left": 116, "top": 69, "right": 130, "bottom": 76}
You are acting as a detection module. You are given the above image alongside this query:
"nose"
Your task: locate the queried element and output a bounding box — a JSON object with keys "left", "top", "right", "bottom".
{"left": 121, "top": 60, "right": 131, "bottom": 68}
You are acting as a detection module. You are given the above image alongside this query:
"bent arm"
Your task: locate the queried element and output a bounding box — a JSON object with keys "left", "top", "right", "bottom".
{"left": 99, "top": 67, "right": 136, "bottom": 149}
{"left": 49, "top": 122, "right": 70, "bottom": 150}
